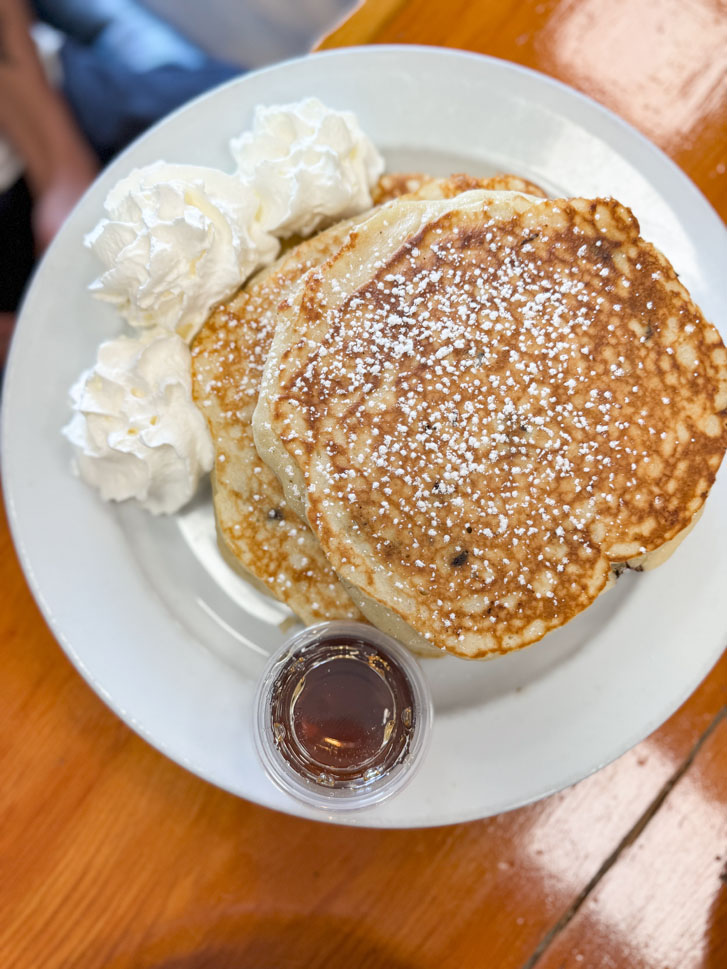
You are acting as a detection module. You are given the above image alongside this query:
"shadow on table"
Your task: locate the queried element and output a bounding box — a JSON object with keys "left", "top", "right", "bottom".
{"left": 136, "top": 912, "right": 418, "bottom": 969}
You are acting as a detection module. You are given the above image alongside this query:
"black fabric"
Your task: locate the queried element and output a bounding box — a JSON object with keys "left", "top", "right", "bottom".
{"left": 0, "top": 178, "right": 36, "bottom": 312}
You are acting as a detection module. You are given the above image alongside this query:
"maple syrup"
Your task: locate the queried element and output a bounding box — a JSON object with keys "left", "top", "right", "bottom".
{"left": 254, "top": 622, "right": 432, "bottom": 811}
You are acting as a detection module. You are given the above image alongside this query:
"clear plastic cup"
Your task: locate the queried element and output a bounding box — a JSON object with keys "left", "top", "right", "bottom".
{"left": 254, "top": 621, "right": 432, "bottom": 813}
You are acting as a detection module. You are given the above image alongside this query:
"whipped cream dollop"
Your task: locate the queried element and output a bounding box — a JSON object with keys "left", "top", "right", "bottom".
{"left": 63, "top": 328, "right": 213, "bottom": 514}
{"left": 74, "top": 98, "right": 383, "bottom": 513}
{"left": 230, "top": 97, "right": 384, "bottom": 237}
{"left": 85, "top": 162, "right": 279, "bottom": 340}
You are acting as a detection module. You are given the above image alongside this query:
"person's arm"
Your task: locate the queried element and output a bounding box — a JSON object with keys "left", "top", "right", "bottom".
{"left": 0, "top": 0, "right": 98, "bottom": 251}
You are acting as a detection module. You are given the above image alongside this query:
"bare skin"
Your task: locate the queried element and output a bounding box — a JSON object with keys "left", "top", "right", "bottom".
{"left": 0, "top": 0, "right": 98, "bottom": 363}
{"left": 1, "top": 311, "right": 14, "bottom": 365}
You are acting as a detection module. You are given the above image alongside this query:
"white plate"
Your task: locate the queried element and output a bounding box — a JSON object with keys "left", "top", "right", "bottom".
{"left": 3, "top": 46, "right": 727, "bottom": 828}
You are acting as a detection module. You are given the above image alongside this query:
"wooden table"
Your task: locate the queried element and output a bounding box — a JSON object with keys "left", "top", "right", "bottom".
{"left": 3, "top": 2, "right": 726, "bottom": 966}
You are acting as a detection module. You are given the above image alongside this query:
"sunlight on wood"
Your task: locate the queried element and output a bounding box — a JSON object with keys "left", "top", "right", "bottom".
{"left": 537, "top": 0, "right": 727, "bottom": 151}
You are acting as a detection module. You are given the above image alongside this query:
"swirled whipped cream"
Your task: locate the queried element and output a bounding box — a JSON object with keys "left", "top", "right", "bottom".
{"left": 63, "top": 328, "right": 213, "bottom": 514}
{"left": 230, "top": 97, "right": 384, "bottom": 237}
{"left": 73, "top": 97, "right": 383, "bottom": 513}
{"left": 85, "top": 162, "right": 279, "bottom": 340}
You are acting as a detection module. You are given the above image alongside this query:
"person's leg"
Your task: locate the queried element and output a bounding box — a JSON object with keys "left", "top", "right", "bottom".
{"left": 59, "top": 39, "right": 240, "bottom": 163}
{"left": 0, "top": 0, "right": 240, "bottom": 367}
{"left": 0, "top": 0, "right": 98, "bottom": 365}
{"left": 30, "top": 0, "right": 208, "bottom": 70}
{"left": 0, "top": 2, "right": 98, "bottom": 249}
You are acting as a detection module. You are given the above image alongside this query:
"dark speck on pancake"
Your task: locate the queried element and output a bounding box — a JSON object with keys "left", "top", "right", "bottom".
{"left": 255, "top": 190, "right": 727, "bottom": 658}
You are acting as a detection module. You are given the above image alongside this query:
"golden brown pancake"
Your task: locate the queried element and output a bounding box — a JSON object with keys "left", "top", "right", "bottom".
{"left": 371, "top": 171, "right": 547, "bottom": 204}
{"left": 191, "top": 218, "right": 363, "bottom": 623}
{"left": 254, "top": 189, "right": 727, "bottom": 657}
{"left": 192, "top": 173, "right": 547, "bottom": 623}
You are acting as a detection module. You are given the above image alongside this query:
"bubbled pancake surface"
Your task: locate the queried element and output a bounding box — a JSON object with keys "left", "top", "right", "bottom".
{"left": 371, "top": 171, "right": 547, "bottom": 204}
{"left": 255, "top": 191, "right": 727, "bottom": 657}
{"left": 192, "top": 173, "right": 545, "bottom": 623}
{"left": 191, "top": 218, "right": 362, "bottom": 623}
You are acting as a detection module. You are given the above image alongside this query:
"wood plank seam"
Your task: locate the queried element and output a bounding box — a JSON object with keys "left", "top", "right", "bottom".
{"left": 315, "top": 0, "right": 411, "bottom": 49}
{"left": 519, "top": 703, "right": 727, "bottom": 969}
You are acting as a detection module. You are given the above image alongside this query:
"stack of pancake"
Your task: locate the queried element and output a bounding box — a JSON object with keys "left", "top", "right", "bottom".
{"left": 191, "top": 172, "right": 727, "bottom": 659}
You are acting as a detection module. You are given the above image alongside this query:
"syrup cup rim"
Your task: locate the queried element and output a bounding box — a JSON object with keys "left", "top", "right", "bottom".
{"left": 253, "top": 621, "right": 433, "bottom": 814}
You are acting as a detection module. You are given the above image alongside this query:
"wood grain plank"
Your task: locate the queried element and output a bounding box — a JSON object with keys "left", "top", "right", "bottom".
{"left": 317, "top": 0, "right": 727, "bottom": 218}
{"left": 1, "top": 485, "right": 725, "bottom": 969}
{"left": 2, "top": 3, "right": 727, "bottom": 963}
{"left": 315, "top": 0, "right": 410, "bottom": 48}
{"left": 532, "top": 712, "right": 727, "bottom": 969}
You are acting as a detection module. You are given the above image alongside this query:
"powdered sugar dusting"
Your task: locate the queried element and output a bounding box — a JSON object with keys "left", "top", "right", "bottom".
{"left": 273, "top": 196, "right": 727, "bottom": 654}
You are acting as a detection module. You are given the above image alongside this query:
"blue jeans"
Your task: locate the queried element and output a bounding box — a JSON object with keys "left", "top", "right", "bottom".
{"left": 59, "top": 38, "right": 239, "bottom": 164}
